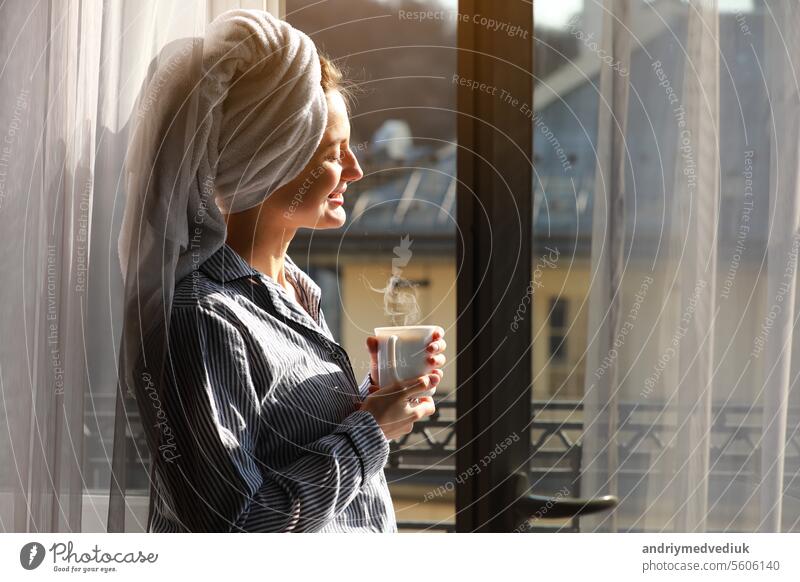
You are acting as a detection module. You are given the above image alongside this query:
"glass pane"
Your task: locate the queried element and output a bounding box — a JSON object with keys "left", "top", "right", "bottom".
{"left": 549, "top": 335, "right": 567, "bottom": 362}
{"left": 549, "top": 297, "right": 568, "bottom": 329}
{"left": 530, "top": 0, "right": 792, "bottom": 533}
{"left": 286, "top": 0, "right": 457, "bottom": 531}
{"left": 530, "top": 0, "right": 599, "bottom": 531}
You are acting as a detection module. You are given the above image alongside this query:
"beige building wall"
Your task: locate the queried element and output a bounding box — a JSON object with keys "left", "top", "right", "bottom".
{"left": 532, "top": 258, "right": 592, "bottom": 400}
{"left": 337, "top": 255, "right": 596, "bottom": 400}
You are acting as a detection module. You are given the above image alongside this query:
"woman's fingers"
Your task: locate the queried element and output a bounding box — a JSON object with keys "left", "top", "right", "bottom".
{"left": 393, "top": 374, "right": 434, "bottom": 397}
{"left": 427, "top": 328, "right": 446, "bottom": 352}
{"left": 408, "top": 398, "right": 435, "bottom": 420}
{"left": 426, "top": 353, "right": 446, "bottom": 367}
{"left": 426, "top": 338, "right": 447, "bottom": 354}
{"left": 405, "top": 380, "right": 438, "bottom": 401}
{"left": 366, "top": 335, "right": 378, "bottom": 354}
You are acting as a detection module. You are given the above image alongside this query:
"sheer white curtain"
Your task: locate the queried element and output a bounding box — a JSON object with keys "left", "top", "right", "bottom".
{"left": 580, "top": 0, "right": 800, "bottom": 532}
{"left": 0, "top": 0, "right": 281, "bottom": 533}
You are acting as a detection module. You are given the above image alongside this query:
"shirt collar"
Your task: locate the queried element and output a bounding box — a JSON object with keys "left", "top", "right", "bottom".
{"left": 199, "top": 244, "right": 320, "bottom": 298}
{"left": 278, "top": 254, "right": 323, "bottom": 330}
{"left": 199, "top": 243, "right": 259, "bottom": 283}
{"left": 200, "top": 243, "right": 329, "bottom": 338}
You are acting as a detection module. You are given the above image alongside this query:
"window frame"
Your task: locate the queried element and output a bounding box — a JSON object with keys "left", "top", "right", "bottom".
{"left": 455, "top": 0, "right": 534, "bottom": 532}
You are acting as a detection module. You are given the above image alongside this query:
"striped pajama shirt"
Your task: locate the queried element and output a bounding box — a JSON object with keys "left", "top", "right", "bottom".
{"left": 144, "top": 243, "right": 397, "bottom": 532}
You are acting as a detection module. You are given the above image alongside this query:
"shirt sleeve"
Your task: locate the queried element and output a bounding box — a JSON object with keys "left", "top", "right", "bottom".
{"left": 358, "top": 371, "right": 373, "bottom": 400}
{"left": 318, "top": 307, "right": 373, "bottom": 401}
{"left": 162, "top": 304, "right": 390, "bottom": 532}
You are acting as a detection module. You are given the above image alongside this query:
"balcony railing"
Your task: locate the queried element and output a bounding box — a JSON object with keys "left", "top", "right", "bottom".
{"left": 387, "top": 399, "right": 800, "bottom": 531}
{"left": 82, "top": 394, "right": 800, "bottom": 532}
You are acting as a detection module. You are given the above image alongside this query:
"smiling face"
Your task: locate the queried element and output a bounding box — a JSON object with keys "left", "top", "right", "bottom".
{"left": 261, "top": 89, "right": 363, "bottom": 230}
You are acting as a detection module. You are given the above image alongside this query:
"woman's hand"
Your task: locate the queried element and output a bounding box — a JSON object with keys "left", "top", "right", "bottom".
{"left": 365, "top": 326, "right": 447, "bottom": 393}
{"left": 358, "top": 375, "right": 439, "bottom": 441}
{"left": 358, "top": 327, "right": 446, "bottom": 441}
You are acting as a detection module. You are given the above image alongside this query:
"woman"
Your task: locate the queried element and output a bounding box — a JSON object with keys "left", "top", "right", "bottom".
{"left": 116, "top": 9, "right": 445, "bottom": 533}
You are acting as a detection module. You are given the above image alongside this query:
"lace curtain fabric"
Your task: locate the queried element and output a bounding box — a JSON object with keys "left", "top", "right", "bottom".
{"left": 0, "top": 0, "right": 307, "bottom": 533}
{"left": 580, "top": 0, "right": 800, "bottom": 532}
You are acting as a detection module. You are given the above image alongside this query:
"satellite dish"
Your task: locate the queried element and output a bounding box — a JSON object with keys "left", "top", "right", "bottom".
{"left": 371, "top": 119, "right": 413, "bottom": 160}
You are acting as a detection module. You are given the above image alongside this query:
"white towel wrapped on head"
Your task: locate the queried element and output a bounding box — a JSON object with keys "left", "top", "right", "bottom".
{"left": 119, "top": 8, "right": 327, "bottom": 288}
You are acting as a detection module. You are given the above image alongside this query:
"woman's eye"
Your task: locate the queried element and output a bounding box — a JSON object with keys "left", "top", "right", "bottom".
{"left": 327, "top": 147, "right": 349, "bottom": 163}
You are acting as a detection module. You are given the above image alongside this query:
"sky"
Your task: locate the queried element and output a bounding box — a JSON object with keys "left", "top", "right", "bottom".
{"left": 432, "top": 0, "right": 756, "bottom": 30}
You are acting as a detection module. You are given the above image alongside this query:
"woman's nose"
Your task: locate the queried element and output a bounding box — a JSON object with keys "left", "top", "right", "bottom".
{"left": 342, "top": 148, "right": 364, "bottom": 182}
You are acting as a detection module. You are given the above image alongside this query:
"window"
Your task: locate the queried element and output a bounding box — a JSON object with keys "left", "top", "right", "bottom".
{"left": 548, "top": 296, "right": 568, "bottom": 364}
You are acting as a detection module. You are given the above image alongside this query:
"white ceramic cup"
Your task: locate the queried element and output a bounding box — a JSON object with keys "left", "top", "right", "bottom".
{"left": 374, "top": 325, "right": 440, "bottom": 398}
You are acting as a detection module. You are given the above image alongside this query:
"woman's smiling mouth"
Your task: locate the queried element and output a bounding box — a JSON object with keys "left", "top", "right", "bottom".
{"left": 328, "top": 186, "right": 346, "bottom": 205}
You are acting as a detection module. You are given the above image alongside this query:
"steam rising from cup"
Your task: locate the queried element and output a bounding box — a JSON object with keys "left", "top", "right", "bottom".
{"left": 363, "top": 234, "right": 422, "bottom": 325}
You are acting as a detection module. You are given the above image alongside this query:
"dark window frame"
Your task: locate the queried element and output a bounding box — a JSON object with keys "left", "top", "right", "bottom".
{"left": 455, "top": 0, "right": 534, "bottom": 532}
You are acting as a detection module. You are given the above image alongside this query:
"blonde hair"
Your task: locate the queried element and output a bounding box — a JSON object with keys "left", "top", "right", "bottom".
{"left": 318, "top": 51, "right": 357, "bottom": 113}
